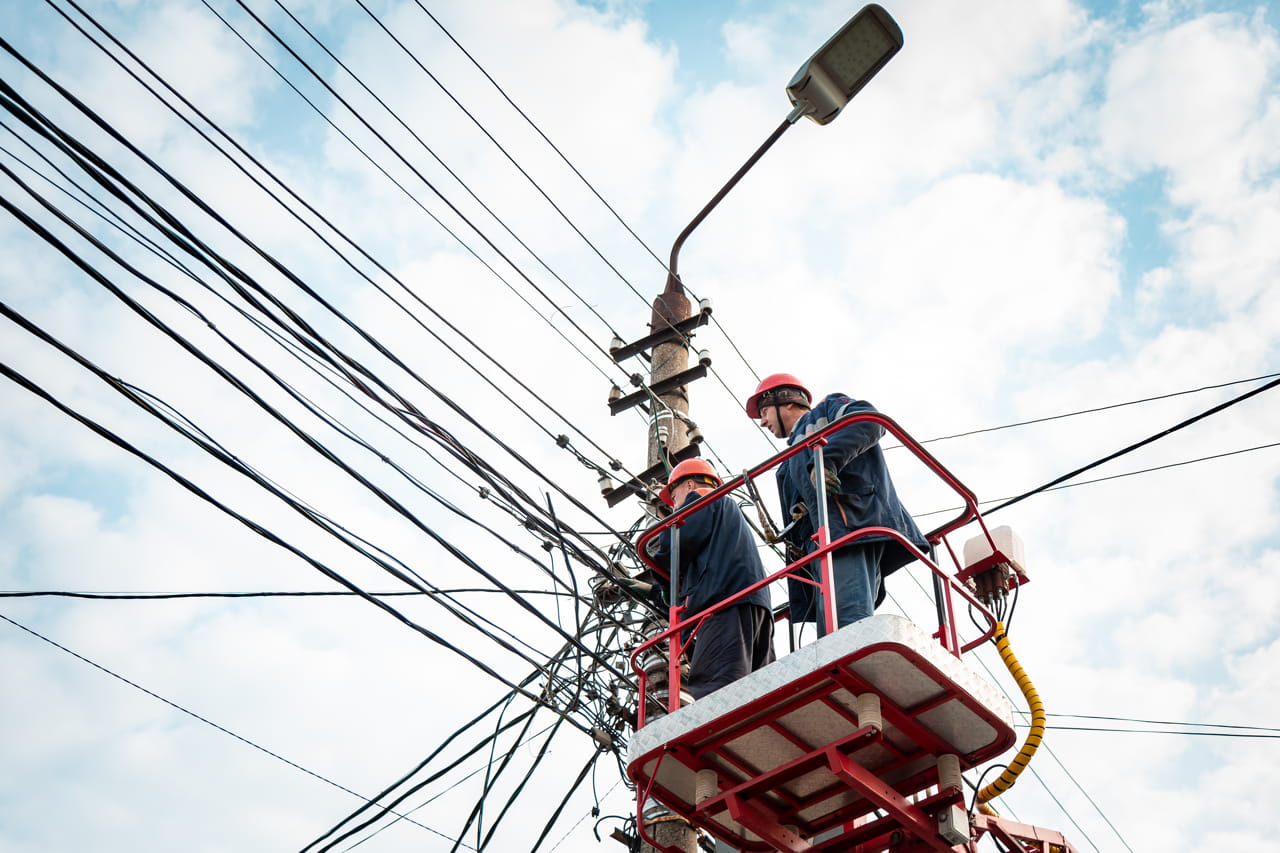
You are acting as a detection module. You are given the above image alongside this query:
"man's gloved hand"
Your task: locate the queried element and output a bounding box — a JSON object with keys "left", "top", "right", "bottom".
{"left": 647, "top": 582, "right": 669, "bottom": 609}
{"left": 810, "top": 466, "right": 840, "bottom": 496}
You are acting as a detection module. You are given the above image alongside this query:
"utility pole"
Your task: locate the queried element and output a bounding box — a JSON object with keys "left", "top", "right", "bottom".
{"left": 638, "top": 276, "right": 700, "bottom": 853}
{"left": 646, "top": 280, "right": 693, "bottom": 471}
{"left": 612, "top": 104, "right": 804, "bottom": 853}
{"left": 600, "top": 12, "right": 906, "bottom": 850}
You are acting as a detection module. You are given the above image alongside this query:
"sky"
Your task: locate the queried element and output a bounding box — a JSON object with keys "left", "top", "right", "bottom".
{"left": 1, "top": 0, "right": 1279, "bottom": 851}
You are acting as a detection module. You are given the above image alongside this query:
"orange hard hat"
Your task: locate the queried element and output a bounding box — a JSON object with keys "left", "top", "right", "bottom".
{"left": 745, "top": 373, "right": 812, "bottom": 419}
{"left": 658, "top": 458, "right": 721, "bottom": 507}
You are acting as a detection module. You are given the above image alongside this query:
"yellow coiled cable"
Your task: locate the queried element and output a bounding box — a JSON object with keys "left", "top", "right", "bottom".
{"left": 977, "top": 621, "right": 1045, "bottom": 804}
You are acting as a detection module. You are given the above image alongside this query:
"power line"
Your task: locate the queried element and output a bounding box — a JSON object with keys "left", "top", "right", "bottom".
{"left": 203, "top": 0, "right": 623, "bottom": 375}
{"left": 987, "top": 374, "right": 1280, "bottom": 514}
{"left": 270, "top": 0, "right": 624, "bottom": 342}
{"left": 2, "top": 15, "right": 654, "bottom": 844}
{"left": 1040, "top": 725, "right": 1280, "bottom": 738}
{"left": 0, "top": 351, "right": 606, "bottom": 733}
{"left": 0, "top": 610, "right": 469, "bottom": 846}
{"left": 402, "top": 1, "right": 764, "bottom": 387}
{"left": 0, "top": 588, "right": 575, "bottom": 600}
{"left": 0, "top": 196, "right": 596, "bottom": 672}
{"left": 40, "top": 0, "right": 654, "bottom": 496}
{"left": 915, "top": 440, "right": 1280, "bottom": 519}
{"left": 1024, "top": 711, "right": 1280, "bottom": 737}
{"left": 909, "top": 371, "right": 1280, "bottom": 446}
{"left": 0, "top": 37, "right": 641, "bottom": 583}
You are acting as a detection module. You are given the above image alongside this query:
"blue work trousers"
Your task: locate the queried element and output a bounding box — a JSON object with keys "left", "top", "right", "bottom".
{"left": 814, "top": 541, "right": 885, "bottom": 637}
{"left": 685, "top": 603, "right": 776, "bottom": 699}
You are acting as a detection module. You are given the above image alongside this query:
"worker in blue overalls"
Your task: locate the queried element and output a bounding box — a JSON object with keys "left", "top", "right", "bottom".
{"left": 746, "top": 374, "right": 927, "bottom": 636}
{"left": 649, "top": 459, "right": 775, "bottom": 699}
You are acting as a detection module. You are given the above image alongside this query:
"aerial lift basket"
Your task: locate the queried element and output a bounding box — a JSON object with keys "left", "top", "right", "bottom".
{"left": 627, "top": 412, "right": 1033, "bottom": 852}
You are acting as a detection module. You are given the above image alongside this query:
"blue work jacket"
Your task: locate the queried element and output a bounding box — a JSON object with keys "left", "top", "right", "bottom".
{"left": 651, "top": 489, "right": 772, "bottom": 620}
{"left": 776, "top": 394, "right": 928, "bottom": 618}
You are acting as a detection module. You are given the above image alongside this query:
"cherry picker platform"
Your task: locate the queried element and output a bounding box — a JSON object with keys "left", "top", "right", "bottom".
{"left": 626, "top": 412, "right": 1073, "bottom": 853}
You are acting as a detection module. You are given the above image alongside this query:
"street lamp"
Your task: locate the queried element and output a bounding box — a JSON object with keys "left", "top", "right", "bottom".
{"left": 625, "top": 4, "right": 904, "bottom": 501}
{"left": 656, "top": 4, "right": 903, "bottom": 312}
{"left": 785, "top": 3, "right": 904, "bottom": 126}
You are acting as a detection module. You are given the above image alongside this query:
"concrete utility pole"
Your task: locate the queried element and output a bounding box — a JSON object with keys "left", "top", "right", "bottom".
{"left": 638, "top": 277, "right": 699, "bottom": 853}
{"left": 646, "top": 280, "right": 693, "bottom": 469}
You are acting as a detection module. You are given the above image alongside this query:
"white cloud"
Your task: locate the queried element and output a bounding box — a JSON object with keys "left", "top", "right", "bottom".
{"left": 1099, "top": 12, "right": 1278, "bottom": 197}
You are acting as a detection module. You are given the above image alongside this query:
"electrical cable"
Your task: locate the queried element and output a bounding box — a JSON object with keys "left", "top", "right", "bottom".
{"left": 4, "top": 116, "right": 626, "bottom": 596}
{"left": 350, "top": 0, "right": 642, "bottom": 328}
{"left": 243, "top": 0, "right": 755, "bottom": 487}
{"left": 0, "top": 52, "right": 646, "bottom": 605}
{"left": 405, "top": 0, "right": 765, "bottom": 385}
{"left": 0, "top": 181, "right": 617, "bottom": 675}
{"left": 908, "top": 371, "right": 1280, "bottom": 447}
{"left": 529, "top": 747, "right": 604, "bottom": 853}
{"left": 269, "top": 0, "right": 623, "bottom": 343}
{"left": 987, "top": 375, "right": 1280, "bottom": 514}
{"left": 0, "top": 117, "right": 650, "bottom": 845}
{"left": 38, "top": 0, "right": 656, "bottom": 507}
{"left": 1036, "top": 724, "right": 1280, "bottom": 738}
{"left": 0, "top": 611, "right": 466, "bottom": 845}
{"left": 914, "top": 440, "right": 1280, "bottom": 520}
{"left": 203, "top": 0, "right": 622, "bottom": 377}
{"left": 0, "top": 353, "right": 597, "bottom": 733}
{"left": 894, "top": 520, "right": 1115, "bottom": 852}
{"left": 1035, "top": 712, "right": 1280, "bottom": 734}
{"left": 0, "top": 589, "right": 574, "bottom": 600}
{"left": 0, "top": 11, "right": 828, "bottom": 852}
{"left": 304, "top": 701, "right": 542, "bottom": 852}
{"left": 346, "top": 0, "right": 765, "bottom": 438}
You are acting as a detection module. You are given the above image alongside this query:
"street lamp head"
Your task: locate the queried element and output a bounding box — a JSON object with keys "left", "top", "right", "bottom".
{"left": 785, "top": 4, "right": 903, "bottom": 126}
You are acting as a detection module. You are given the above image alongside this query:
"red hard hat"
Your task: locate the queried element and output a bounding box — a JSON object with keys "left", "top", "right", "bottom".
{"left": 658, "top": 458, "right": 721, "bottom": 507}
{"left": 745, "top": 373, "right": 812, "bottom": 419}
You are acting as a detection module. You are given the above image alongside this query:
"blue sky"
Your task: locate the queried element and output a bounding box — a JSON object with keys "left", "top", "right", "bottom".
{"left": 2, "top": 1, "right": 1279, "bottom": 851}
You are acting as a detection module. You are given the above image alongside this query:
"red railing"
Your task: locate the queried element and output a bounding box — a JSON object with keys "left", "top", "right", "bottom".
{"left": 630, "top": 411, "right": 1007, "bottom": 727}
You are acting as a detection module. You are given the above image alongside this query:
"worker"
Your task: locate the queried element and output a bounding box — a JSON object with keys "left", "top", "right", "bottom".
{"left": 745, "top": 374, "right": 927, "bottom": 635}
{"left": 648, "top": 458, "right": 775, "bottom": 699}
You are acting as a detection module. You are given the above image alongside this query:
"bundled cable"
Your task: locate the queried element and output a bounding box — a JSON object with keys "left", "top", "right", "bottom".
{"left": 976, "top": 621, "right": 1046, "bottom": 804}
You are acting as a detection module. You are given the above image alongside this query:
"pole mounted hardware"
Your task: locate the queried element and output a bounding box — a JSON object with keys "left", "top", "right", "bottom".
{"left": 600, "top": 444, "right": 704, "bottom": 509}
{"left": 609, "top": 299, "right": 713, "bottom": 364}
{"left": 608, "top": 350, "right": 711, "bottom": 417}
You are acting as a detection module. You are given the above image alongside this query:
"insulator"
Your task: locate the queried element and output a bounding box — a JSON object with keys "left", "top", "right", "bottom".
{"left": 687, "top": 424, "right": 704, "bottom": 444}
{"left": 609, "top": 335, "right": 624, "bottom": 352}
{"left": 697, "top": 349, "right": 711, "bottom": 366}
{"left": 597, "top": 472, "right": 612, "bottom": 495}
{"left": 653, "top": 408, "right": 672, "bottom": 446}
{"left": 698, "top": 297, "right": 713, "bottom": 315}
{"left": 607, "top": 384, "right": 623, "bottom": 403}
